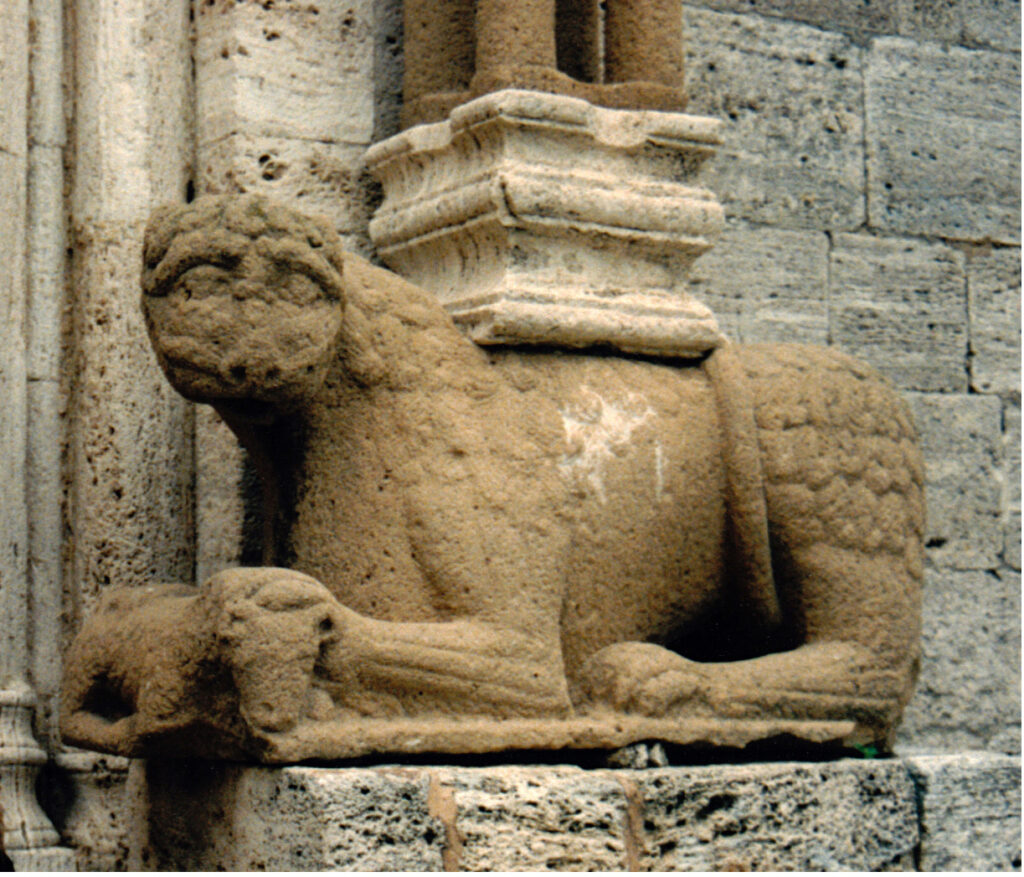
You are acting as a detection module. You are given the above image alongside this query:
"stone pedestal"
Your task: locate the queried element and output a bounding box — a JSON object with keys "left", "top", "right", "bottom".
{"left": 366, "top": 90, "right": 726, "bottom": 357}
{"left": 123, "top": 754, "right": 1022, "bottom": 871}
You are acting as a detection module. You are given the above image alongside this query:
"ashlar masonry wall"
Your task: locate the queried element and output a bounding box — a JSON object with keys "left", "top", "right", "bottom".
{"left": 679, "top": 1, "right": 1020, "bottom": 754}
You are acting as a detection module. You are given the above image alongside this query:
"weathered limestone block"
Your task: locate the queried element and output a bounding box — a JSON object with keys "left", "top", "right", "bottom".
{"left": 47, "top": 753, "right": 130, "bottom": 872}
{"left": 62, "top": 195, "right": 926, "bottom": 763}
{"left": 199, "top": 137, "right": 375, "bottom": 253}
{"left": 830, "top": 234, "right": 968, "bottom": 393}
{"left": 961, "top": 0, "right": 1022, "bottom": 51}
{"left": 684, "top": 8, "right": 865, "bottom": 229}
{"left": 897, "top": 0, "right": 1022, "bottom": 51}
{"left": 687, "top": 223, "right": 829, "bottom": 345}
{"left": 435, "top": 767, "right": 633, "bottom": 870}
{"left": 68, "top": 0, "right": 195, "bottom": 617}
{"left": 127, "top": 760, "right": 941, "bottom": 871}
{"left": 906, "top": 752, "right": 1022, "bottom": 870}
{"left": 195, "top": 0, "right": 373, "bottom": 147}
{"left": 895, "top": 0, "right": 964, "bottom": 44}
{"left": 907, "top": 393, "right": 1002, "bottom": 570}
{"left": 401, "top": 0, "right": 687, "bottom": 127}
{"left": 688, "top": 0, "right": 897, "bottom": 40}
{"left": 865, "top": 38, "right": 1020, "bottom": 243}
{"left": 368, "top": 90, "right": 726, "bottom": 356}
{"left": 1004, "top": 402, "right": 1021, "bottom": 571}
{"left": 130, "top": 762, "right": 444, "bottom": 871}
{"left": 899, "top": 569, "right": 1021, "bottom": 753}
{"left": 968, "top": 246, "right": 1021, "bottom": 396}
{"left": 633, "top": 760, "right": 918, "bottom": 870}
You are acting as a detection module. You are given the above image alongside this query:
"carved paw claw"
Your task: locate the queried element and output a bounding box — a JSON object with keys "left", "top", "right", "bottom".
{"left": 579, "top": 642, "right": 712, "bottom": 717}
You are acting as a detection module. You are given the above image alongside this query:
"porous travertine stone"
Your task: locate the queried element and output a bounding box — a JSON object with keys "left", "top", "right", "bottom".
{"left": 688, "top": 0, "right": 898, "bottom": 40}
{"left": 830, "top": 234, "right": 968, "bottom": 393}
{"left": 899, "top": 569, "right": 1021, "bottom": 753}
{"left": 49, "top": 752, "right": 131, "bottom": 872}
{"left": 127, "top": 760, "right": 955, "bottom": 871}
{"left": 435, "top": 766, "right": 633, "bottom": 870}
{"left": 1004, "top": 402, "right": 1021, "bottom": 571}
{"left": 401, "top": 0, "right": 686, "bottom": 127}
{"left": 865, "top": 38, "right": 1020, "bottom": 244}
{"left": 687, "top": 223, "right": 829, "bottom": 345}
{"left": 895, "top": 0, "right": 964, "bottom": 44}
{"left": 129, "top": 762, "right": 444, "bottom": 871}
{"left": 907, "top": 393, "right": 1002, "bottom": 571}
{"left": 62, "top": 195, "right": 925, "bottom": 763}
{"left": 68, "top": 0, "right": 195, "bottom": 618}
{"left": 683, "top": 8, "right": 865, "bottom": 230}
{"left": 367, "top": 90, "right": 726, "bottom": 356}
{"left": 896, "top": 0, "right": 1021, "bottom": 51}
{"left": 633, "top": 760, "right": 918, "bottom": 871}
{"left": 968, "top": 247, "right": 1022, "bottom": 396}
{"left": 906, "top": 752, "right": 1022, "bottom": 871}
{"left": 961, "top": 0, "right": 1022, "bottom": 51}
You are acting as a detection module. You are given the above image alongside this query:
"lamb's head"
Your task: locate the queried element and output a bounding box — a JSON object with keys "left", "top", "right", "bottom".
{"left": 142, "top": 194, "right": 345, "bottom": 417}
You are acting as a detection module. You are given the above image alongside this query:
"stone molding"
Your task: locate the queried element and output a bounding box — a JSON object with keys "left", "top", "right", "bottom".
{"left": 367, "top": 90, "right": 726, "bottom": 357}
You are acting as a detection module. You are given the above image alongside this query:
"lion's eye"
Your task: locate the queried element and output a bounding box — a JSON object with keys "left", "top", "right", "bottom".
{"left": 174, "top": 265, "right": 232, "bottom": 299}
{"left": 282, "top": 273, "right": 322, "bottom": 307}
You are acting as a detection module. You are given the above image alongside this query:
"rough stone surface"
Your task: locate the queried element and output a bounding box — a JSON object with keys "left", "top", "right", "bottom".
{"left": 689, "top": 0, "right": 898, "bottom": 40}
{"left": 830, "top": 234, "right": 968, "bottom": 393}
{"left": 62, "top": 195, "right": 924, "bottom": 762}
{"left": 895, "top": 0, "right": 965, "bottom": 44}
{"left": 67, "top": 0, "right": 196, "bottom": 620}
{"left": 685, "top": 8, "right": 865, "bottom": 229}
{"left": 368, "top": 91, "right": 726, "bottom": 356}
{"left": 865, "top": 38, "right": 1021, "bottom": 243}
{"left": 436, "top": 767, "right": 632, "bottom": 870}
{"left": 46, "top": 753, "right": 130, "bottom": 872}
{"left": 961, "top": 0, "right": 1022, "bottom": 50}
{"left": 688, "top": 223, "right": 829, "bottom": 345}
{"left": 899, "top": 569, "right": 1021, "bottom": 752}
{"left": 907, "top": 393, "right": 1003, "bottom": 570}
{"left": 130, "top": 763, "right": 445, "bottom": 871}
{"left": 633, "top": 760, "right": 919, "bottom": 870}
{"left": 968, "top": 246, "right": 1022, "bottom": 396}
{"left": 1004, "top": 401, "right": 1021, "bottom": 571}
{"left": 894, "top": 0, "right": 1022, "bottom": 51}
{"left": 128, "top": 760, "right": 1018, "bottom": 872}
{"left": 906, "top": 752, "right": 1022, "bottom": 870}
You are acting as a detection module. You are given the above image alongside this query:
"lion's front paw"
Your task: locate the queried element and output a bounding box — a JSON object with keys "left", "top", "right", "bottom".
{"left": 578, "top": 642, "right": 712, "bottom": 717}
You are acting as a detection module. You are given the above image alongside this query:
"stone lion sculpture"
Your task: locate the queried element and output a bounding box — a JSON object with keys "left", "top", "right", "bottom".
{"left": 63, "top": 195, "right": 924, "bottom": 762}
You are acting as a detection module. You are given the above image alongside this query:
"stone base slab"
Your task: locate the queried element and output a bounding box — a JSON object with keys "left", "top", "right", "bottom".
{"left": 127, "top": 753, "right": 1021, "bottom": 871}
{"left": 366, "top": 90, "right": 726, "bottom": 357}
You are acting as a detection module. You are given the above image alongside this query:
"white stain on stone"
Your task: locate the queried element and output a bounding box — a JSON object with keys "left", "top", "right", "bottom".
{"left": 559, "top": 386, "right": 655, "bottom": 503}
{"left": 654, "top": 442, "right": 666, "bottom": 499}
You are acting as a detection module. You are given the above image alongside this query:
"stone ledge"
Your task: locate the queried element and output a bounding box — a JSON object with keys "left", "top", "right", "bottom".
{"left": 125, "top": 753, "right": 1022, "bottom": 871}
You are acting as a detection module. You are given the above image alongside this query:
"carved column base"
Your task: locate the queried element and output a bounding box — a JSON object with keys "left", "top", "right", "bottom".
{"left": 0, "top": 687, "right": 74, "bottom": 871}
{"left": 367, "top": 90, "right": 726, "bottom": 358}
